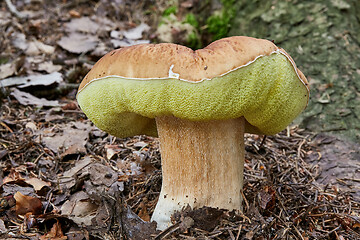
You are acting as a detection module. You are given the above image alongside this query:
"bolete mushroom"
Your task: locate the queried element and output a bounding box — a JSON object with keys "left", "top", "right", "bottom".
{"left": 77, "top": 36, "right": 309, "bottom": 230}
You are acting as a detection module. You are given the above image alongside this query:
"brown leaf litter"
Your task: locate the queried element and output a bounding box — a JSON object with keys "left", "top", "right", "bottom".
{"left": 0, "top": 100, "right": 359, "bottom": 239}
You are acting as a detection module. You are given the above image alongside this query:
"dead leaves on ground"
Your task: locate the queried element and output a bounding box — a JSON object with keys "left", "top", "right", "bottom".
{"left": 0, "top": 101, "right": 161, "bottom": 238}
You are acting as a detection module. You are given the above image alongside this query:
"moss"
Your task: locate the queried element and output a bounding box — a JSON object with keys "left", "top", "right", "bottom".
{"left": 206, "top": 0, "right": 237, "bottom": 40}
{"left": 163, "top": 6, "right": 177, "bottom": 17}
{"left": 184, "top": 13, "right": 199, "bottom": 29}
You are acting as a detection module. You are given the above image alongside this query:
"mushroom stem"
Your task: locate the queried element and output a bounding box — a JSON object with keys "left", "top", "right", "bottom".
{"left": 152, "top": 116, "right": 245, "bottom": 230}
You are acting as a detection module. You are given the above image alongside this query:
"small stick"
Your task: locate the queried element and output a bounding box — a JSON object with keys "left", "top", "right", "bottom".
{"left": 5, "top": 0, "right": 27, "bottom": 19}
{"left": 235, "top": 224, "right": 242, "bottom": 240}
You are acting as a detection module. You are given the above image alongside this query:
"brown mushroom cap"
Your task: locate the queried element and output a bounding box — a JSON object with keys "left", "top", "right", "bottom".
{"left": 77, "top": 36, "right": 309, "bottom": 137}
{"left": 79, "top": 36, "right": 308, "bottom": 87}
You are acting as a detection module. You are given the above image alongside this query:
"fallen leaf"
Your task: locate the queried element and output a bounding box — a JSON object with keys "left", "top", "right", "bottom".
{"left": 2, "top": 169, "right": 25, "bottom": 184}
{"left": 118, "top": 23, "right": 150, "bottom": 40}
{"left": 14, "top": 191, "right": 42, "bottom": 215}
{"left": 0, "top": 72, "right": 63, "bottom": 88}
{"left": 25, "top": 40, "right": 55, "bottom": 55}
{"left": 88, "top": 163, "right": 118, "bottom": 187}
{"left": 60, "top": 191, "right": 98, "bottom": 226}
{"left": 2, "top": 184, "right": 36, "bottom": 198}
{"left": 258, "top": 186, "right": 276, "bottom": 211}
{"left": 138, "top": 202, "right": 150, "bottom": 222}
{"left": 58, "top": 33, "right": 99, "bottom": 54}
{"left": 11, "top": 88, "right": 60, "bottom": 107}
{"left": 121, "top": 205, "right": 158, "bottom": 239}
{"left": 25, "top": 121, "right": 37, "bottom": 131}
{"left": 65, "top": 17, "right": 99, "bottom": 34}
{"left": 40, "top": 122, "right": 92, "bottom": 153}
{"left": 0, "top": 219, "right": 7, "bottom": 233}
{"left": 59, "top": 157, "right": 93, "bottom": 190}
{"left": 0, "top": 62, "right": 17, "bottom": 79}
{"left": 11, "top": 32, "right": 28, "bottom": 50}
{"left": 40, "top": 220, "right": 67, "bottom": 240}
{"left": 24, "top": 177, "right": 51, "bottom": 192}
{"left": 37, "top": 61, "right": 62, "bottom": 73}
{"left": 105, "top": 144, "right": 125, "bottom": 160}
{"left": 0, "top": 150, "right": 8, "bottom": 160}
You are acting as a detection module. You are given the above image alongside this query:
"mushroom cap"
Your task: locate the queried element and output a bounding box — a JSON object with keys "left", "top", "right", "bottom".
{"left": 77, "top": 36, "right": 309, "bottom": 137}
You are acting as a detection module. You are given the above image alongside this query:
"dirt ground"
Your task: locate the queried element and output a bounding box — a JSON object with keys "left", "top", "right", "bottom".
{"left": 0, "top": 0, "right": 359, "bottom": 239}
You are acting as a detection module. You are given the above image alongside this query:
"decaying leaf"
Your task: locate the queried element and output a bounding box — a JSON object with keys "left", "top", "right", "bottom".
{"left": 57, "top": 33, "right": 99, "bottom": 54}
{"left": 11, "top": 32, "right": 28, "bottom": 50}
{"left": 258, "top": 186, "right": 276, "bottom": 211}
{"left": 121, "top": 205, "right": 158, "bottom": 239}
{"left": 111, "top": 23, "right": 150, "bottom": 40}
{"left": 110, "top": 23, "right": 150, "bottom": 48}
{"left": 2, "top": 185, "right": 36, "bottom": 199}
{"left": 1, "top": 71, "right": 63, "bottom": 89}
{"left": 40, "top": 121, "right": 92, "bottom": 154}
{"left": 138, "top": 202, "right": 150, "bottom": 222}
{"left": 11, "top": 88, "right": 60, "bottom": 107}
{"left": 37, "top": 61, "right": 62, "bottom": 73}
{"left": 59, "top": 156, "right": 93, "bottom": 190}
{"left": 65, "top": 17, "right": 100, "bottom": 34}
{"left": 40, "top": 220, "right": 67, "bottom": 240}
{"left": 0, "top": 62, "right": 17, "bottom": 79}
{"left": 24, "top": 177, "right": 51, "bottom": 192}
{"left": 14, "top": 191, "right": 42, "bottom": 215}
{"left": 2, "top": 169, "right": 25, "bottom": 184}
{"left": 0, "top": 218, "right": 6, "bottom": 233}
{"left": 25, "top": 40, "right": 55, "bottom": 55}
{"left": 60, "top": 191, "right": 98, "bottom": 226}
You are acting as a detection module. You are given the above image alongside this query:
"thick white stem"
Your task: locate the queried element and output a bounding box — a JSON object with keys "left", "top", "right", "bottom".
{"left": 151, "top": 116, "right": 245, "bottom": 230}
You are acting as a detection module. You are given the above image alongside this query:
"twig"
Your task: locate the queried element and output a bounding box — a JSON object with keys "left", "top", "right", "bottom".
{"left": 154, "top": 222, "right": 181, "bottom": 240}
{"left": 5, "top": 0, "right": 27, "bottom": 19}
{"left": 235, "top": 224, "right": 242, "bottom": 240}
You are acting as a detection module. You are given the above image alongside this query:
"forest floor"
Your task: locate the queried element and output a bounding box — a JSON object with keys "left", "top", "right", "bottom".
{"left": 0, "top": 1, "right": 359, "bottom": 239}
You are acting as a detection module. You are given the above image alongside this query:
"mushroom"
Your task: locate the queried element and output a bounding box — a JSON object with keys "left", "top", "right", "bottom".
{"left": 77, "top": 36, "right": 309, "bottom": 230}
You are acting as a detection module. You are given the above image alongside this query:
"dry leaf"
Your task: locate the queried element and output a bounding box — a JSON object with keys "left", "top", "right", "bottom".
{"left": 25, "top": 40, "right": 55, "bottom": 55}
{"left": 138, "top": 202, "right": 150, "bottom": 222}
{"left": 65, "top": 17, "right": 99, "bottom": 34}
{"left": 0, "top": 219, "right": 7, "bottom": 233}
{"left": 24, "top": 177, "right": 51, "bottom": 191}
{"left": 0, "top": 72, "right": 63, "bottom": 88}
{"left": 11, "top": 89, "right": 60, "bottom": 107}
{"left": 11, "top": 32, "right": 28, "bottom": 50}
{"left": 2, "top": 169, "right": 25, "bottom": 184}
{"left": 57, "top": 33, "right": 99, "bottom": 54}
{"left": 40, "top": 122, "right": 92, "bottom": 153}
{"left": 0, "top": 62, "right": 17, "bottom": 79}
{"left": 121, "top": 23, "right": 150, "bottom": 40}
{"left": 60, "top": 191, "right": 98, "bottom": 226}
{"left": 37, "top": 61, "right": 62, "bottom": 73}
{"left": 14, "top": 191, "right": 42, "bottom": 215}
{"left": 258, "top": 186, "right": 276, "bottom": 210}
{"left": 40, "top": 220, "right": 67, "bottom": 240}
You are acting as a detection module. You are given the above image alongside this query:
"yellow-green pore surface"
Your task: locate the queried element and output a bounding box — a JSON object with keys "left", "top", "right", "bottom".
{"left": 77, "top": 52, "right": 309, "bottom": 138}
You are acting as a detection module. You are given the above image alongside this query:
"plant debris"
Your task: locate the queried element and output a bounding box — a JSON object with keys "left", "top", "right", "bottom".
{"left": 0, "top": 99, "right": 358, "bottom": 239}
